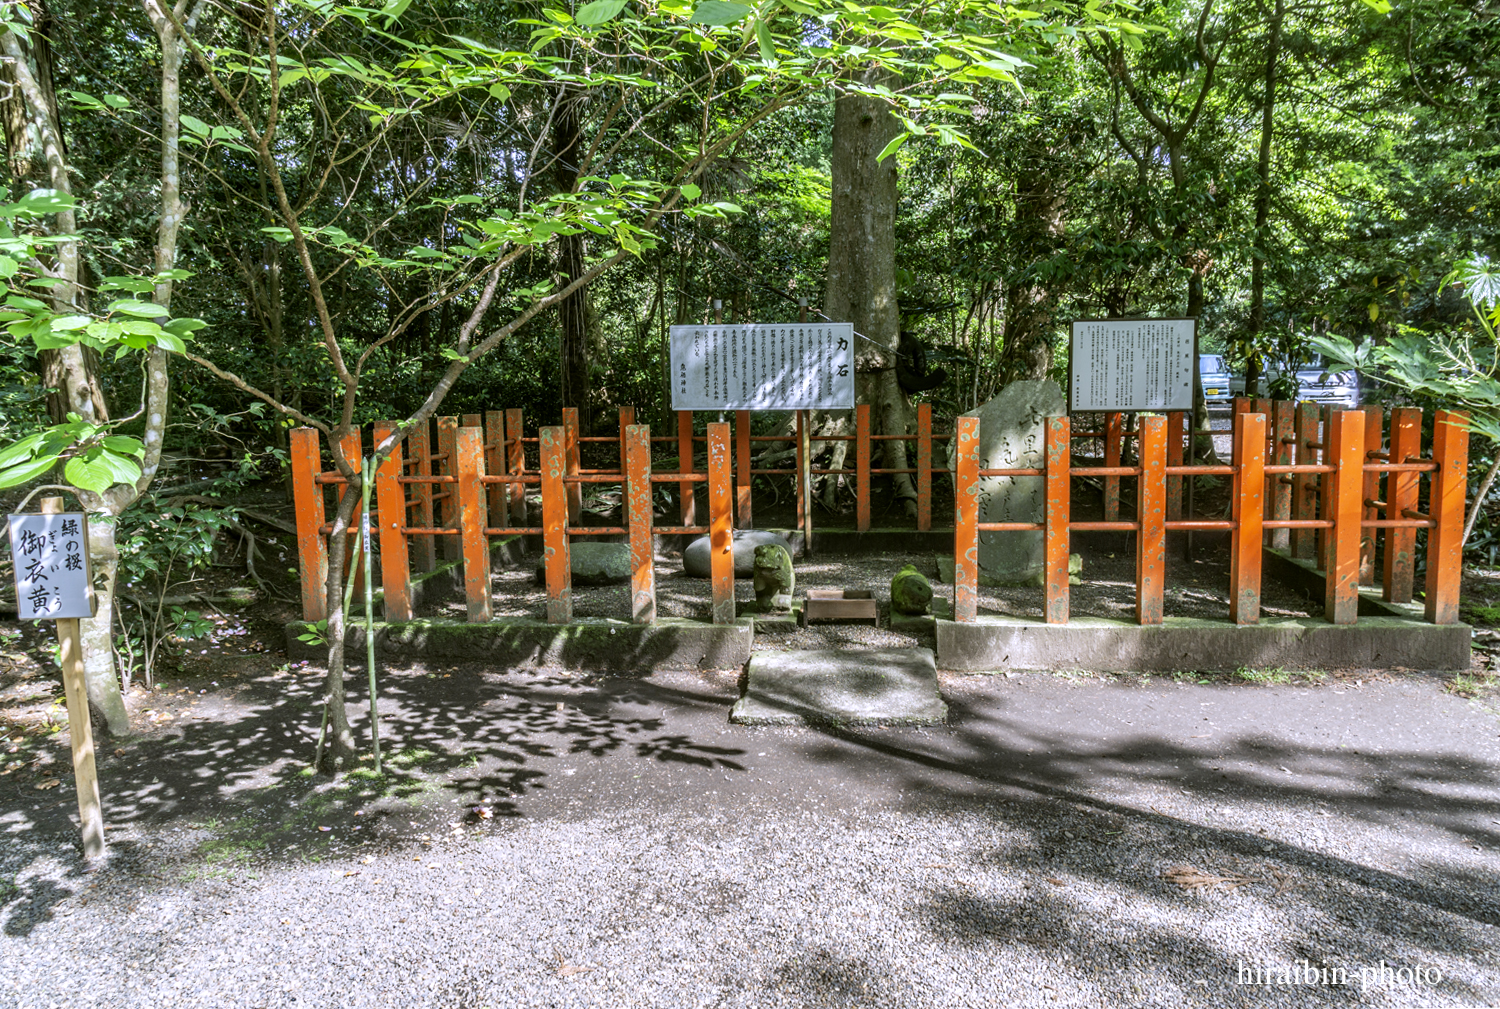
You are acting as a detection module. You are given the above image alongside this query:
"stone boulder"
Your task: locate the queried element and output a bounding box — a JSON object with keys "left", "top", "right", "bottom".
{"left": 683, "top": 529, "right": 791, "bottom": 578}
{"left": 890, "top": 564, "right": 933, "bottom": 615}
{"left": 533, "top": 541, "right": 632, "bottom": 586}
{"left": 949, "top": 379, "right": 1067, "bottom": 585}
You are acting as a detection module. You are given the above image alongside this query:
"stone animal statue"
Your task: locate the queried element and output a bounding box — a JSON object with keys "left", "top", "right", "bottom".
{"left": 753, "top": 543, "right": 795, "bottom": 611}
{"left": 890, "top": 563, "right": 934, "bottom": 615}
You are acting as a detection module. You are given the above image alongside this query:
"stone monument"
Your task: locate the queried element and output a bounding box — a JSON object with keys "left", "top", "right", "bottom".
{"left": 951, "top": 379, "right": 1066, "bottom": 585}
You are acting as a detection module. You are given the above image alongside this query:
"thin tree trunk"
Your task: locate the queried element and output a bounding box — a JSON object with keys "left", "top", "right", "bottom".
{"left": 1245, "top": 0, "right": 1283, "bottom": 399}
{"left": 552, "top": 87, "right": 591, "bottom": 429}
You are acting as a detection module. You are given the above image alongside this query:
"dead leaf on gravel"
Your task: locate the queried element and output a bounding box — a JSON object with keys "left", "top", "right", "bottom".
{"left": 1045, "top": 877, "right": 1067, "bottom": 886}
{"left": 920, "top": 863, "right": 953, "bottom": 869}
{"left": 1161, "top": 865, "right": 1261, "bottom": 890}
{"left": 1269, "top": 869, "right": 1303, "bottom": 895}
{"left": 554, "top": 949, "right": 593, "bottom": 978}
{"left": 35, "top": 778, "right": 60, "bottom": 790}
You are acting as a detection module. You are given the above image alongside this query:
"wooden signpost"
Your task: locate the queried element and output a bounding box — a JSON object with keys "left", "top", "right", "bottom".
{"left": 6, "top": 497, "right": 105, "bottom": 858}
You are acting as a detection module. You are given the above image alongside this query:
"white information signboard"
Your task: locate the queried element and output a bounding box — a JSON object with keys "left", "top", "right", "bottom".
{"left": 7, "top": 512, "right": 94, "bottom": 620}
{"left": 1069, "top": 318, "right": 1195, "bottom": 412}
{"left": 669, "top": 322, "right": 855, "bottom": 411}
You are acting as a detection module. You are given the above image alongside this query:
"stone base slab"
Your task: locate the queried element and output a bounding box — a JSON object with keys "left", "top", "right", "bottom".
{"left": 730, "top": 647, "right": 948, "bottom": 727}
{"left": 285, "top": 617, "right": 753, "bottom": 671}
{"left": 935, "top": 615, "right": 1471, "bottom": 673}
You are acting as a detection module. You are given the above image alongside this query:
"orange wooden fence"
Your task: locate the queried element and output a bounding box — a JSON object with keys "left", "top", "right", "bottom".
{"left": 290, "top": 400, "right": 1467, "bottom": 631}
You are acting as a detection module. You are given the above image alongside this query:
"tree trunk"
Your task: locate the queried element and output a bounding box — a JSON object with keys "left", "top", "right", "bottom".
{"left": 1245, "top": 0, "right": 1283, "bottom": 399}
{"left": 826, "top": 67, "right": 915, "bottom": 516}
{"left": 552, "top": 87, "right": 592, "bottom": 430}
{"left": 999, "top": 170, "right": 1065, "bottom": 384}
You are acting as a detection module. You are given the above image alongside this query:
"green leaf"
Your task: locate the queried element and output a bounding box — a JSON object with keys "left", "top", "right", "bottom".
{"left": 0, "top": 433, "right": 43, "bottom": 470}
{"left": 875, "top": 133, "right": 908, "bottom": 162}
{"left": 65, "top": 455, "right": 117, "bottom": 493}
{"left": 690, "top": 1, "right": 751, "bottom": 25}
{"left": 180, "top": 115, "right": 211, "bottom": 136}
{"left": 0, "top": 256, "right": 16, "bottom": 279}
{"left": 107, "top": 300, "right": 170, "bottom": 318}
{"left": 576, "top": 0, "right": 627, "bottom": 24}
{"left": 102, "top": 435, "right": 144, "bottom": 457}
{"left": 680, "top": 182, "right": 701, "bottom": 200}
{"left": 1359, "top": 0, "right": 1391, "bottom": 10}
{"left": 755, "top": 18, "right": 776, "bottom": 61}
{"left": 0, "top": 455, "right": 57, "bottom": 490}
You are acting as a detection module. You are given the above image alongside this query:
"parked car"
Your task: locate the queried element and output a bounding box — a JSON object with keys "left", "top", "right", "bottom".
{"left": 1199, "top": 354, "right": 1233, "bottom": 407}
{"left": 1229, "top": 358, "right": 1359, "bottom": 408}
{"left": 1268, "top": 359, "right": 1360, "bottom": 408}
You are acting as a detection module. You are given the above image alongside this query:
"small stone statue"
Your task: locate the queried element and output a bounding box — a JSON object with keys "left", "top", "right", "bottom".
{"left": 890, "top": 563, "right": 934, "bottom": 615}
{"left": 753, "top": 543, "right": 795, "bottom": 611}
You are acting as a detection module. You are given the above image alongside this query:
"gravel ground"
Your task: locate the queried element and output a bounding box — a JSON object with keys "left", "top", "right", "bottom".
{"left": 2, "top": 663, "right": 1497, "bottom": 1009}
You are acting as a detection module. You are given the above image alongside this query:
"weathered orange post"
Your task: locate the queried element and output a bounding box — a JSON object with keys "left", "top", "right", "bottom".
{"left": 562, "top": 407, "right": 582, "bottom": 525}
{"left": 1383, "top": 407, "right": 1422, "bottom": 603}
{"left": 373, "top": 421, "right": 412, "bottom": 622}
{"left": 678, "top": 410, "right": 696, "bottom": 527}
{"left": 1166, "top": 410, "right": 1185, "bottom": 521}
{"left": 1425, "top": 410, "right": 1469, "bottom": 625}
{"left": 707, "top": 421, "right": 735, "bottom": 625}
{"left": 1316, "top": 404, "right": 1333, "bottom": 563}
{"left": 540, "top": 425, "right": 571, "bottom": 624}
{"left": 1137, "top": 414, "right": 1166, "bottom": 625}
{"left": 954, "top": 415, "right": 980, "bottom": 623}
{"left": 290, "top": 428, "right": 328, "bottom": 622}
{"left": 1270, "top": 401, "right": 1295, "bottom": 550}
{"left": 735, "top": 409, "right": 752, "bottom": 528}
{"left": 917, "top": 403, "right": 933, "bottom": 532}
{"left": 506, "top": 408, "right": 527, "bottom": 526}
{"left": 1230, "top": 411, "right": 1265, "bottom": 625}
{"left": 1292, "top": 401, "right": 1320, "bottom": 561}
{"left": 1324, "top": 409, "right": 1366, "bottom": 624}
{"left": 339, "top": 429, "right": 365, "bottom": 597}
{"left": 485, "top": 411, "right": 506, "bottom": 524}
{"left": 1045, "top": 416, "right": 1071, "bottom": 624}
{"left": 626, "top": 423, "right": 655, "bottom": 624}
{"left": 1360, "top": 406, "right": 1384, "bottom": 585}
{"left": 1104, "top": 411, "right": 1123, "bottom": 522}
{"left": 455, "top": 425, "right": 493, "bottom": 622}
{"left": 856, "top": 403, "right": 871, "bottom": 532}
{"left": 436, "top": 416, "right": 460, "bottom": 562}
{"left": 408, "top": 419, "right": 436, "bottom": 573}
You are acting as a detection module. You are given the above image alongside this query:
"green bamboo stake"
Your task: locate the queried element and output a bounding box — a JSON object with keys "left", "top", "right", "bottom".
{"left": 361, "top": 456, "right": 381, "bottom": 774}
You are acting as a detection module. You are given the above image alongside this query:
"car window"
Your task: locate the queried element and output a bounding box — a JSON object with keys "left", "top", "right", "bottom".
{"left": 1199, "top": 356, "right": 1224, "bottom": 372}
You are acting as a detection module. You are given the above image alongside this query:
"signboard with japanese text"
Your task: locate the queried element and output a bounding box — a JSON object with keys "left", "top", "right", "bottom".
{"left": 7, "top": 513, "right": 94, "bottom": 620}
{"left": 669, "top": 322, "right": 855, "bottom": 411}
{"left": 1069, "top": 318, "right": 1196, "bottom": 412}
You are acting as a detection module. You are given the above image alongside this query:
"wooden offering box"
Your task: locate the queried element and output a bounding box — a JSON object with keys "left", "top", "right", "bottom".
{"left": 802, "top": 589, "right": 878, "bottom": 626}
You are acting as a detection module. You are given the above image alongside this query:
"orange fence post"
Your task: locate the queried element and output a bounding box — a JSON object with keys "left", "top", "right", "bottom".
{"left": 540, "top": 425, "right": 571, "bottom": 624}
{"left": 797, "top": 409, "right": 813, "bottom": 555}
{"left": 562, "top": 407, "right": 582, "bottom": 525}
{"left": 506, "top": 408, "right": 526, "bottom": 526}
{"left": 436, "top": 416, "right": 459, "bottom": 562}
{"left": 917, "top": 403, "right": 933, "bottom": 532}
{"left": 1360, "top": 406, "right": 1384, "bottom": 585}
{"left": 626, "top": 424, "right": 655, "bottom": 624}
{"left": 707, "top": 421, "right": 735, "bottom": 625}
{"left": 407, "top": 419, "right": 436, "bottom": 573}
{"left": 1316, "top": 404, "right": 1333, "bottom": 563}
{"left": 485, "top": 411, "right": 506, "bottom": 524}
{"left": 1292, "top": 401, "right": 1320, "bottom": 560}
{"left": 1166, "top": 410, "right": 1184, "bottom": 521}
{"left": 339, "top": 429, "right": 365, "bottom": 597}
{"left": 1270, "top": 401, "right": 1295, "bottom": 551}
{"left": 1425, "top": 410, "right": 1469, "bottom": 625}
{"left": 1137, "top": 415, "right": 1166, "bottom": 625}
{"left": 455, "top": 425, "right": 492, "bottom": 623}
{"left": 618, "top": 406, "right": 635, "bottom": 527}
{"left": 373, "top": 422, "right": 411, "bottom": 622}
{"left": 1104, "top": 411, "right": 1122, "bottom": 522}
{"left": 856, "top": 403, "right": 871, "bottom": 532}
{"left": 290, "top": 428, "right": 327, "bottom": 622}
{"left": 735, "top": 409, "right": 752, "bottom": 529}
{"left": 1384, "top": 407, "right": 1422, "bottom": 604}
{"left": 1045, "top": 415, "right": 1071, "bottom": 625}
{"left": 954, "top": 415, "right": 980, "bottom": 623}
{"left": 678, "top": 410, "right": 696, "bottom": 528}
{"left": 1231, "top": 398, "right": 1250, "bottom": 468}
{"left": 1230, "top": 412, "right": 1265, "bottom": 625}
{"left": 1324, "top": 410, "right": 1365, "bottom": 624}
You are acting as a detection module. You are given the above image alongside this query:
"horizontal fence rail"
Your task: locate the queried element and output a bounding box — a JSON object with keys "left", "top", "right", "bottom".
{"left": 289, "top": 399, "right": 1468, "bottom": 631}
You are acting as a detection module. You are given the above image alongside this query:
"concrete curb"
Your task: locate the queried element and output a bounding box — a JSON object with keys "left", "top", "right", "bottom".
{"left": 935, "top": 614, "right": 1471, "bottom": 672}
{"left": 285, "top": 617, "right": 754, "bottom": 671}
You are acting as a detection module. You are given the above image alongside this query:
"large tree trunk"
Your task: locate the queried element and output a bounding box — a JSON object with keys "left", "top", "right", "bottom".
{"left": 826, "top": 68, "right": 915, "bottom": 517}
{"left": 552, "top": 87, "right": 592, "bottom": 430}
{"left": 1244, "top": 0, "right": 1283, "bottom": 400}
{"left": 999, "top": 170, "right": 1065, "bottom": 384}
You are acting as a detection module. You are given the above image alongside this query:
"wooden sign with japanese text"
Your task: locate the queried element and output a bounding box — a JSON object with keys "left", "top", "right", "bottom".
{"left": 669, "top": 322, "right": 855, "bottom": 411}
{"left": 7, "top": 512, "right": 95, "bottom": 620}
{"left": 1069, "top": 318, "right": 1195, "bottom": 412}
